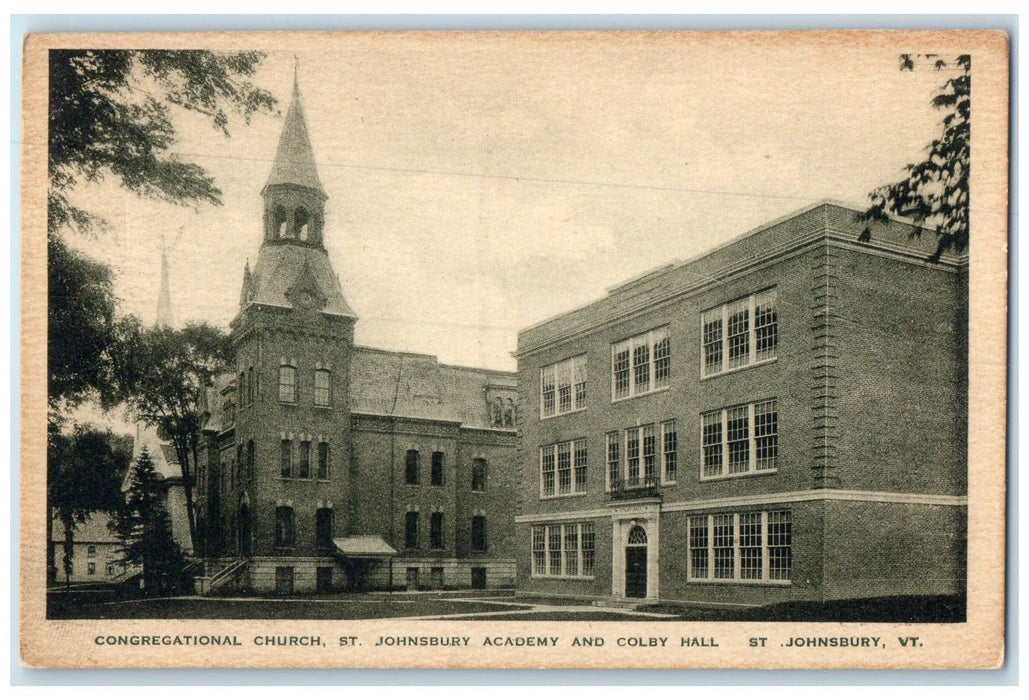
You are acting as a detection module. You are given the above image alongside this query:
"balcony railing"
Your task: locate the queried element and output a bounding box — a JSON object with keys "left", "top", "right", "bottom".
{"left": 608, "top": 475, "right": 661, "bottom": 501}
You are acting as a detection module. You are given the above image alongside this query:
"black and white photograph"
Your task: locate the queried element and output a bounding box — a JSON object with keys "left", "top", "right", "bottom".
{"left": 21, "top": 30, "right": 1008, "bottom": 669}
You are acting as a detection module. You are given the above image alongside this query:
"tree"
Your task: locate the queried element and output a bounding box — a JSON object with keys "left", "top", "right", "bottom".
{"left": 112, "top": 321, "right": 233, "bottom": 552}
{"left": 114, "top": 447, "right": 189, "bottom": 595}
{"left": 862, "top": 54, "right": 971, "bottom": 262}
{"left": 47, "top": 425, "right": 130, "bottom": 588}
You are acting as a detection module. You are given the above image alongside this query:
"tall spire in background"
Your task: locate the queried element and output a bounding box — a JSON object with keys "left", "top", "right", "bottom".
{"left": 156, "top": 236, "right": 173, "bottom": 328}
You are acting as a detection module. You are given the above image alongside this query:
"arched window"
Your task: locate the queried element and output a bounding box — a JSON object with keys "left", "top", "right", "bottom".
{"left": 628, "top": 525, "right": 648, "bottom": 545}
{"left": 314, "top": 369, "right": 331, "bottom": 407}
{"left": 280, "top": 439, "right": 293, "bottom": 478}
{"left": 247, "top": 440, "right": 255, "bottom": 481}
{"left": 239, "top": 371, "right": 246, "bottom": 405}
{"left": 430, "top": 512, "right": 444, "bottom": 550}
{"left": 405, "top": 450, "right": 420, "bottom": 485}
{"left": 279, "top": 365, "right": 296, "bottom": 403}
{"left": 294, "top": 207, "right": 310, "bottom": 240}
{"left": 471, "top": 516, "right": 487, "bottom": 552}
{"left": 431, "top": 451, "right": 445, "bottom": 486}
{"left": 273, "top": 206, "right": 288, "bottom": 238}
{"left": 317, "top": 442, "right": 330, "bottom": 480}
{"left": 471, "top": 458, "right": 487, "bottom": 492}
{"left": 275, "top": 506, "right": 295, "bottom": 548}
{"left": 316, "top": 508, "right": 334, "bottom": 555}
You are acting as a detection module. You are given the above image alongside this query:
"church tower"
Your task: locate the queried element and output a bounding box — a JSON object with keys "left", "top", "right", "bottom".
{"left": 229, "top": 68, "right": 357, "bottom": 592}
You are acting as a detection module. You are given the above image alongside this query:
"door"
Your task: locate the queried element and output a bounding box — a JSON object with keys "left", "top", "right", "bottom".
{"left": 624, "top": 524, "right": 648, "bottom": 598}
{"left": 625, "top": 547, "right": 647, "bottom": 598}
{"left": 471, "top": 567, "right": 487, "bottom": 589}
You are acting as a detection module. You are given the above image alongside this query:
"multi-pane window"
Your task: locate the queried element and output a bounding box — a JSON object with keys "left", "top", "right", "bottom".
{"left": 275, "top": 506, "right": 295, "bottom": 548}
{"left": 298, "top": 441, "right": 311, "bottom": 479}
{"left": 405, "top": 450, "right": 419, "bottom": 485}
{"left": 430, "top": 512, "right": 444, "bottom": 550}
{"left": 279, "top": 364, "right": 297, "bottom": 403}
{"left": 687, "top": 511, "right": 792, "bottom": 582}
{"left": 314, "top": 369, "right": 331, "bottom": 407}
{"left": 701, "top": 289, "right": 778, "bottom": 376}
{"left": 280, "top": 439, "right": 292, "bottom": 478}
{"left": 540, "top": 355, "right": 587, "bottom": 417}
{"left": 702, "top": 400, "right": 778, "bottom": 478}
{"left": 612, "top": 327, "right": 670, "bottom": 399}
{"left": 539, "top": 439, "right": 587, "bottom": 497}
{"left": 405, "top": 511, "right": 419, "bottom": 549}
{"left": 662, "top": 420, "right": 678, "bottom": 482}
{"left": 610, "top": 423, "right": 675, "bottom": 489}
{"left": 530, "top": 522, "right": 596, "bottom": 578}
{"left": 431, "top": 451, "right": 445, "bottom": 486}
{"left": 317, "top": 442, "right": 330, "bottom": 480}
{"left": 471, "top": 458, "right": 487, "bottom": 491}
{"left": 471, "top": 515, "right": 487, "bottom": 552}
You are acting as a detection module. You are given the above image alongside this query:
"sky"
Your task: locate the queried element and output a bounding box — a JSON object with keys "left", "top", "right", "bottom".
{"left": 62, "top": 33, "right": 947, "bottom": 373}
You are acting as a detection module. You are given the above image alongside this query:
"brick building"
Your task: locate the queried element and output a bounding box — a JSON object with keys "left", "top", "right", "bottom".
{"left": 514, "top": 202, "right": 967, "bottom": 606}
{"left": 194, "top": 75, "right": 517, "bottom": 594}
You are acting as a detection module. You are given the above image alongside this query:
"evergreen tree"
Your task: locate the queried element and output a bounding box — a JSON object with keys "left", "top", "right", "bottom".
{"left": 114, "top": 447, "right": 188, "bottom": 595}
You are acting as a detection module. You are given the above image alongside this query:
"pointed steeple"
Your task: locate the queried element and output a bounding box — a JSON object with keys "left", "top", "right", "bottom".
{"left": 263, "top": 61, "right": 326, "bottom": 197}
{"left": 156, "top": 242, "right": 173, "bottom": 328}
{"left": 239, "top": 259, "right": 253, "bottom": 310}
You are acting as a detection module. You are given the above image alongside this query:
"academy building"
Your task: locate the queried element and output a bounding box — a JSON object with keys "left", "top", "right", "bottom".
{"left": 193, "top": 75, "right": 517, "bottom": 594}
{"left": 514, "top": 201, "right": 968, "bottom": 606}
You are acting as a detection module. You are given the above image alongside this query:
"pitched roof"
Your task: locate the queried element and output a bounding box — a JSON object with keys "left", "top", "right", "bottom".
{"left": 349, "top": 347, "right": 515, "bottom": 429}
{"left": 263, "top": 76, "right": 325, "bottom": 197}
{"left": 245, "top": 243, "right": 357, "bottom": 318}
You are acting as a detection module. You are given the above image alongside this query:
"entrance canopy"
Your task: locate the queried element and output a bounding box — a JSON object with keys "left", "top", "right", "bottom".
{"left": 332, "top": 536, "right": 397, "bottom": 558}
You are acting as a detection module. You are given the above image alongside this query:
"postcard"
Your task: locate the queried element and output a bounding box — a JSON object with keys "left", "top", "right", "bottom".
{"left": 20, "top": 29, "right": 1008, "bottom": 669}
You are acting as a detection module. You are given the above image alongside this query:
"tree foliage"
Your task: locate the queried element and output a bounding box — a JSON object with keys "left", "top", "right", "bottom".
{"left": 48, "top": 49, "right": 276, "bottom": 236}
{"left": 113, "top": 447, "right": 189, "bottom": 595}
{"left": 47, "top": 424, "right": 131, "bottom": 586}
{"left": 862, "top": 54, "right": 971, "bottom": 262}
{"left": 112, "top": 321, "right": 234, "bottom": 551}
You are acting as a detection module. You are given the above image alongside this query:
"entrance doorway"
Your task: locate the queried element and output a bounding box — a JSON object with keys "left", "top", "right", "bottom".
{"left": 624, "top": 525, "right": 648, "bottom": 598}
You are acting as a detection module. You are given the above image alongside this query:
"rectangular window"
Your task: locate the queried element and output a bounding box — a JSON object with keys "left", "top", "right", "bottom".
{"left": 275, "top": 506, "right": 295, "bottom": 548}
{"left": 430, "top": 512, "right": 444, "bottom": 550}
{"left": 611, "top": 327, "right": 670, "bottom": 400}
{"left": 279, "top": 365, "right": 296, "bottom": 403}
{"left": 642, "top": 424, "right": 657, "bottom": 482}
{"left": 471, "top": 515, "right": 487, "bottom": 552}
{"left": 662, "top": 420, "right": 678, "bottom": 483}
{"left": 317, "top": 442, "right": 330, "bottom": 480}
{"left": 314, "top": 369, "right": 331, "bottom": 407}
{"left": 87, "top": 562, "right": 96, "bottom": 575}
{"left": 687, "top": 511, "right": 792, "bottom": 583}
{"left": 405, "top": 511, "right": 419, "bottom": 549}
{"left": 701, "top": 400, "right": 778, "bottom": 478}
{"left": 530, "top": 523, "right": 596, "bottom": 579}
{"left": 540, "top": 355, "right": 587, "bottom": 417}
{"left": 626, "top": 428, "right": 640, "bottom": 487}
{"left": 540, "top": 440, "right": 587, "bottom": 498}
{"left": 606, "top": 431, "right": 621, "bottom": 491}
{"left": 298, "top": 441, "right": 311, "bottom": 479}
{"left": 471, "top": 458, "right": 487, "bottom": 491}
{"left": 405, "top": 450, "right": 419, "bottom": 485}
{"left": 702, "top": 289, "right": 778, "bottom": 376}
{"left": 431, "top": 451, "right": 444, "bottom": 486}
{"left": 280, "top": 439, "right": 292, "bottom": 478}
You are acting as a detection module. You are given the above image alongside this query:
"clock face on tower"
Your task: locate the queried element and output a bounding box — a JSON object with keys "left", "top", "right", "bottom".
{"left": 299, "top": 290, "right": 316, "bottom": 308}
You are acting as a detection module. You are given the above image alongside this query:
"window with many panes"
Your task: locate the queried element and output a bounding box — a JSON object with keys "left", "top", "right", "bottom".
{"left": 539, "top": 439, "right": 587, "bottom": 497}
{"left": 431, "top": 451, "right": 445, "bottom": 486}
{"left": 687, "top": 510, "right": 792, "bottom": 582}
{"left": 430, "top": 512, "right": 444, "bottom": 550}
{"left": 611, "top": 327, "right": 670, "bottom": 400}
{"left": 314, "top": 369, "right": 331, "bottom": 407}
{"left": 701, "top": 399, "right": 778, "bottom": 478}
{"left": 607, "top": 422, "right": 678, "bottom": 489}
{"left": 701, "top": 289, "right": 778, "bottom": 376}
{"left": 530, "top": 522, "right": 596, "bottom": 578}
{"left": 471, "top": 458, "right": 487, "bottom": 491}
{"left": 540, "top": 355, "right": 587, "bottom": 417}
{"left": 279, "top": 364, "right": 297, "bottom": 403}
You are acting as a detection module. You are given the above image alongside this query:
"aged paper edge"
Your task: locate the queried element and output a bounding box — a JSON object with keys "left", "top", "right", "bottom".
{"left": 19, "top": 29, "right": 1009, "bottom": 670}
